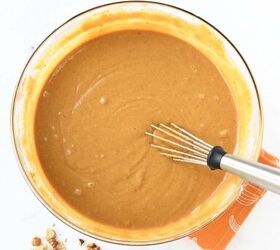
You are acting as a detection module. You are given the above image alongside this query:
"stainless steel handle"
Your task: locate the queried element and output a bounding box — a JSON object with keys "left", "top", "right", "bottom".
{"left": 220, "top": 154, "right": 280, "bottom": 194}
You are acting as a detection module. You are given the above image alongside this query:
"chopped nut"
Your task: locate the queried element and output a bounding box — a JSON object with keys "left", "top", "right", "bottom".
{"left": 87, "top": 243, "right": 97, "bottom": 248}
{"left": 32, "top": 236, "right": 42, "bottom": 246}
{"left": 46, "top": 228, "right": 56, "bottom": 240}
{"left": 31, "top": 228, "right": 66, "bottom": 250}
{"left": 56, "top": 242, "right": 66, "bottom": 250}
{"left": 48, "top": 238, "right": 58, "bottom": 248}
{"left": 86, "top": 243, "right": 100, "bottom": 250}
{"left": 79, "top": 239, "right": 85, "bottom": 246}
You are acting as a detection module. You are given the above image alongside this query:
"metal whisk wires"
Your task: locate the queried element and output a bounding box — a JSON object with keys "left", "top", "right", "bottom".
{"left": 145, "top": 123, "right": 213, "bottom": 166}
{"left": 146, "top": 123, "right": 280, "bottom": 194}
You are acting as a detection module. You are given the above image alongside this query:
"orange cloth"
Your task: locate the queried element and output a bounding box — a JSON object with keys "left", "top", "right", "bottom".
{"left": 189, "top": 150, "right": 279, "bottom": 250}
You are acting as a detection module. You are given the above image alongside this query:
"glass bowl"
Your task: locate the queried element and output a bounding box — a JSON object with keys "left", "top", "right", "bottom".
{"left": 11, "top": 1, "right": 263, "bottom": 245}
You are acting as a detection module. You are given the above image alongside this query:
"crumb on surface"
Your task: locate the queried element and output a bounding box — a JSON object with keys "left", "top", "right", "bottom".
{"left": 79, "top": 239, "right": 85, "bottom": 246}
{"left": 32, "top": 237, "right": 42, "bottom": 246}
{"left": 31, "top": 227, "right": 102, "bottom": 250}
{"left": 86, "top": 242, "right": 100, "bottom": 250}
{"left": 56, "top": 241, "right": 66, "bottom": 250}
{"left": 46, "top": 228, "right": 56, "bottom": 240}
{"left": 48, "top": 238, "right": 59, "bottom": 248}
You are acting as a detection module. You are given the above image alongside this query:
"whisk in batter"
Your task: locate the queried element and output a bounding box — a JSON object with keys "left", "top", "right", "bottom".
{"left": 147, "top": 123, "right": 280, "bottom": 194}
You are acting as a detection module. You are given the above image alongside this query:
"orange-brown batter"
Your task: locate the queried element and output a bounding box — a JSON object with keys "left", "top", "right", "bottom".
{"left": 34, "top": 30, "right": 237, "bottom": 229}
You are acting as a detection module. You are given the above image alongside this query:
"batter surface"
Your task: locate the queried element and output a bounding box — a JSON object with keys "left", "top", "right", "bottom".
{"left": 34, "top": 30, "right": 237, "bottom": 229}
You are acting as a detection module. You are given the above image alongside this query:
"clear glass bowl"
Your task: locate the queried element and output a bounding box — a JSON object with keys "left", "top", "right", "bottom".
{"left": 11, "top": 1, "right": 263, "bottom": 245}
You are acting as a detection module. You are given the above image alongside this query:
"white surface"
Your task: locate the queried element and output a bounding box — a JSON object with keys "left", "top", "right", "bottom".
{"left": 0, "top": 0, "right": 280, "bottom": 249}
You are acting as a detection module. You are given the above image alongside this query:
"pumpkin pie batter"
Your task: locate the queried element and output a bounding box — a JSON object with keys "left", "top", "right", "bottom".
{"left": 34, "top": 30, "right": 237, "bottom": 229}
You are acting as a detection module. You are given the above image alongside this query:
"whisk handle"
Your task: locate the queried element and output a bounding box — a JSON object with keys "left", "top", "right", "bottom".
{"left": 220, "top": 154, "right": 280, "bottom": 194}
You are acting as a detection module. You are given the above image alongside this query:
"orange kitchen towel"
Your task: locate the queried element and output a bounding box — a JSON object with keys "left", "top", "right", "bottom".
{"left": 189, "top": 150, "right": 279, "bottom": 250}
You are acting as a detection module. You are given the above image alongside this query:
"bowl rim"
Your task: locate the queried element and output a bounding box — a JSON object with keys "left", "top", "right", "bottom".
{"left": 10, "top": 0, "right": 263, "bottom": 246}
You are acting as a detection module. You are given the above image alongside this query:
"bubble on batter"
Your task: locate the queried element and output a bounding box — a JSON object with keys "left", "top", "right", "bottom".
{"left": 100, "top": 153, "right": 105, "bottom": 159}
{"left": 50, "top": 125, "right": 56, "bottom": 130}
{"left": 65, "top": 149, "right": 71, "bottom": 155}
{"left": 190, "top": 64, "right": 198, "bottom": 73}
{"left": 43, "top": 137, "right": 48, "bottom": 142}
{"left": 43, "top": 90, "right": 49, "bottom": 98}
{"left": 62, "top": 138, "right": 66, "bottom": 143}
{"left": 74, "top": 188, "right": 82, "bottom": 196}
{"left": 87, "top": 182, "right": 95, "bottom": 188}
{"left": 199, "top": 123, "right": 205, "bottom": 128}
{"left": 53, "top": 134, "right": 58, "bottom": 139}
{"left": 58, "top": 111, "right": 62, "bottom": 116}
{"left": 99, "top": 96, "right": 107, "bottom": 105}
{"left": 198, "top": 93, "right": 205, "bottom": 99}
{"left": 219, "top": 129, "right": 229, "bottom": 138}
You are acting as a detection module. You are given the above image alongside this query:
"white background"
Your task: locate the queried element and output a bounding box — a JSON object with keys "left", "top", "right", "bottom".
{"left": 1, "top": 0, "right": 280, "bottom": 249}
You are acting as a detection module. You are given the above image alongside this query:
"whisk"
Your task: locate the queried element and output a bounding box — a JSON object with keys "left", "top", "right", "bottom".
{"left": 146, "top": 123, "right": 280, "bottom": 194}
